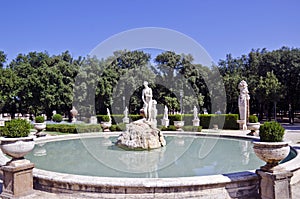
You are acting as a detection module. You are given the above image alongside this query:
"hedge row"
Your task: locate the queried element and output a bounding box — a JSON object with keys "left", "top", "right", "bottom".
{"left": 46, "top": 124, "right": 102, "bottom": 134}
{"left": 97, "top": 114, "right": 239, "bottom": 130}
{"left": 200, "top": 114, "right": 239, "bottom": 129}
{"left": 161, "top": 125, "right": 202, "bottom": 132}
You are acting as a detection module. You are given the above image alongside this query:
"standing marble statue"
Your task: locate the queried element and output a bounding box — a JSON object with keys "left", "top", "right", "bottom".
{"left": 116, "top": 81, "right": 166, "bottom": 150}
{"left": 142, "top": 81, "right": 153, "bottom": 122}
{"left": 161, "top": 105, "right": 169, "bottom": 127}
{"left": 192, "top": 106, "right": 200, "bottom": 126}
{"left": 122, "top": 107, "right": 129, "bottom": 124}
{"left": 237, "top": 80, "right": 250, "bottom": 130}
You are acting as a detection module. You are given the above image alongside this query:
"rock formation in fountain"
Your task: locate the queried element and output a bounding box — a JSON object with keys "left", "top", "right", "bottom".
{"left": 116, "top": 81, "right": 166, "bottom": 150}
{"left": 116, "top": 119, "right": 166, "bottom": 150}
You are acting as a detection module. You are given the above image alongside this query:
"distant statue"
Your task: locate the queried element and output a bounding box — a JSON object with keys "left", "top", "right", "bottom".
{"left": 142, "top": 81, "right": 153, "bottom": 122}
{"left": 193, "top": 106, "right": 199, "bottom": 120}
{"left": 192, "top": 106, "right": 200, "bottom": 126}
{"left": 161, "top": 105, "right": 169, "bottom": 127}
{"left": 163, "top": 106, "right": 168, "bottom": 119}
{"left": 238, "top": 80, "right": 250, "bottom": 130}
{"left": 123, "top": 107, "right": 129, "bottom": 124}
{"left": 124, "top": 107, "right": 128, "bottom": 118}
{"left": 107, "top": 108, "right": 112, "bottom": 124}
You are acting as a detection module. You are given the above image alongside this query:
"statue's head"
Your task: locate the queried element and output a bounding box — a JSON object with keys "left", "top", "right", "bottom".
{"left": 143, "top": 81, "right": 148, "bottom": 87}
{"left": 238, "top": 80, "right": 248, "bottom": 90}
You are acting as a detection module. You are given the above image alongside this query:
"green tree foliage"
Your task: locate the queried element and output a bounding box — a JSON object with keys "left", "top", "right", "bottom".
{"left": 4, "top": 51, "right": 79, "bottom": 118}
{"left": 0, "top": 51, "right": 7, "bottom": 68}
{"left": 219, "top": 47, "right": 300, "bottom": 120}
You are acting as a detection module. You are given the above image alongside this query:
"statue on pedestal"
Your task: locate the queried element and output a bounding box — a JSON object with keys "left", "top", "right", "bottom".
{"left": 237, "top": 80, "right": 250, "bottom": 130}
{"left": 122, "top": 107, "right": 129, "bottom": 124}
{"left": 161, "top": 105, "right": 170, "bottom": 127}
{"left": 192, "top": 106, "right": 200, "bottom": 126}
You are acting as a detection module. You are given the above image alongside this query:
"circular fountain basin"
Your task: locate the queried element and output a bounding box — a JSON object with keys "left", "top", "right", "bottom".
{"left": 22, "top": 132, "right": 297, "bottom": 198}
{"left": 27, "top": 135, "right": 265, "bottom": 177}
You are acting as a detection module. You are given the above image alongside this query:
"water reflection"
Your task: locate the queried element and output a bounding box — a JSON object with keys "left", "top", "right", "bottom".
{"left": 26, "top": 136, "right": 265, "bottom": 178}
{"left": 33, "top": 143, "right": 47, "bottom": 157}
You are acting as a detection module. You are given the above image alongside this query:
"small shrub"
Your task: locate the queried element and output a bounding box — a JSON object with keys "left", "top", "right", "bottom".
{"left": 35, "top": 116, "right": 45, "bottom": 123}
{"left": 52, "top": 114, "right": 63, "bottom": 123}
{"left": 101, "top": 115, "right": 110, "bottom": 122}
{"left": 169, "top": 114, "right": 182, "bottom": 125}
{"left": 259, "top": 121, "right": 285, "bottom": 142}
{"left": 130, "top": 114, "right": 143, "bottom": 121}
{"left": 110, "top": 124, "right": 122, "bottom": 131}
{"left": 0, "top": 119, "right": 31, "bottom": 138}
{"left": 249, "top": 115, "right": 258, "bottom": 123}
{"left": 161, "top": 125, "right": 177, "bottom": 131}
{"left": 182, "top": 126, "right": 202, "bottom": 132}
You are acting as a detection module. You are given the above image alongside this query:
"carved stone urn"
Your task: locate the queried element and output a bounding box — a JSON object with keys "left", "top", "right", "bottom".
{"left": 174, "top": 121, "right": 184, "bottom": 131}
{"left": 253, "top": 141, "right": 290, "bottom": 171}
{"left": 70, "top": 106, "right": 78, "bottom": 122}
{"left": 247, "top": 122, "right": 260, "bottom": 135}
{"left": 0, "top": 137, "right": 35, "bottom": 162}
{"left": 101, "top": 122, "right": 112, "bottom": 132}
{"left": 34, "top": 123, "right": 46, "bottom": 137}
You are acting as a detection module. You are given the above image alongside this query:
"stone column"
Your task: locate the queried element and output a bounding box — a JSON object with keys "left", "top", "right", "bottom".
{"left": 256, "top": 169, "right": 293, "bottom": 199}
{"left": 1, "top": 162, "right": 34, "bottom": 199}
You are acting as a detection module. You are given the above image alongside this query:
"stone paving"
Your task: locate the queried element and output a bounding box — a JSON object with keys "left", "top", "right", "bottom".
{"left": 1, "top": 124, "right": 300, "bottom": 199}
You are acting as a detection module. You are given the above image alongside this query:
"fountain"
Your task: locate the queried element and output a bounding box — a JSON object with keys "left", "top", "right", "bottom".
{"left": 1, "top": 81, "right": 298, "bottom": 198}
{"left": 116, "top": 81, "right": 166, "bottom": 150}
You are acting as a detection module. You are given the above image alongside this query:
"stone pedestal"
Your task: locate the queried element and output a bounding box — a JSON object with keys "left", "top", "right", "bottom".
{"left": 122, "top": 117, "right": 129, "bottom": 124}
{"left": 1, "top": 162, "right": 34, "bottom": 199}
{"left": 90, "top": 116, "right": 98, "bottom": 124}
{"left": 161, "top": 118, "right": 169, "bottom": 127}
{"left": 256, "top": 169, "right": 293, "bottom": 199}
{"left": 192, "top": 119, "right": 200, "bottom": 126}
{"left": 237, "top": 119, "right": 247, "bottom": 130}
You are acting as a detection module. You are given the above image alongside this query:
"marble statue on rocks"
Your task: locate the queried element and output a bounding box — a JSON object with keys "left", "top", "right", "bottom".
{"left": 142, "top": 81, "right": 153, "bottom": 122}
{"left": 116, "top": 81, "right": 166, "bottom": 150}
{"left": 237, "top": 80, "right": 250, "bottom": 130}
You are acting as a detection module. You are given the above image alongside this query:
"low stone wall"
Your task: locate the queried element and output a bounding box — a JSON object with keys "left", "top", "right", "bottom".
{"left": 1, "top": 132, "right": 300, "bottom": 198}
{"left": 33, "top": 169, "right": 259, "bottom": 198}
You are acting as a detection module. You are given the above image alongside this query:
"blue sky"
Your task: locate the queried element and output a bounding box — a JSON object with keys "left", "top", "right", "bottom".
{"left": 1, "top": 0, "right": 300, "bottom": 64}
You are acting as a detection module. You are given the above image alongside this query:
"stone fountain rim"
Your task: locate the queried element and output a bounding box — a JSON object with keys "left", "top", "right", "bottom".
{"left": 1, "top": 131, "right": 299, "bottom": 191}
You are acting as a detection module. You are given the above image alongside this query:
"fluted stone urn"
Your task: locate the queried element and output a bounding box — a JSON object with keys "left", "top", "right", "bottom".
{"left": 247, "top": 122, "right": 260, "bottom": 135}
{"left": 174, "top": 121, "right": 184, "bottom": 131}
{"left": 253, "top": 141, "right": 290, "bottom": 171}
{"left": 0, "top": 137, "right": 35, "bottom": 162}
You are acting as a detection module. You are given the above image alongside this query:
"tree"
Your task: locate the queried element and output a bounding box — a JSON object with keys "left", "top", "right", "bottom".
{"left": 8, "top": 51, "right": 79, "bottom": 118}
{"left": 0, "top": 51, "right": 7, "bottom": 68}
{"left": 96, "top": 50, "right": 151, "bottom": 114}
{"left": 254, "top": 71, "right": 283, "bottom": 120}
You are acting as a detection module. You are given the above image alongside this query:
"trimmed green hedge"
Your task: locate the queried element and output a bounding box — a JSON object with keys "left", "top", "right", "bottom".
{"left": 200, "top": 114, "right": 239, "bottom": 129}
{"left": 161, "top": 125, "right": 202, "bottom": 132}
{"left": 46, "top": 124, "right": 102, "bottom": 134}
{"left": 97, "top": 113, "right": 239, "bottom": 130}
{"left": 97, "top": 114, "right": 143, "bottom": 124}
